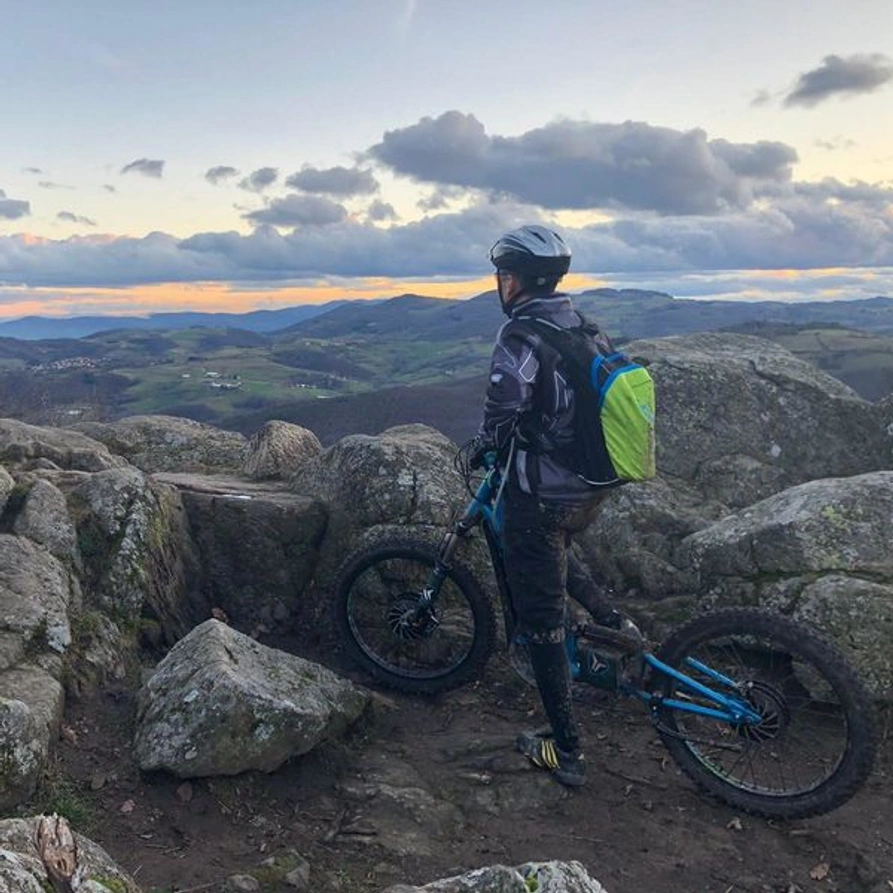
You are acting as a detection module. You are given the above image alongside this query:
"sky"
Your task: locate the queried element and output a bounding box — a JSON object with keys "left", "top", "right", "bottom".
{"left": 1, "top": 0, "right": 893, "bottom": 320}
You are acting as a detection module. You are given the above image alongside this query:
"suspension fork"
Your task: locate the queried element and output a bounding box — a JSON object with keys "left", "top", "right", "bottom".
{"left": 417, "top": 470, "right": 498, "bottom": 611}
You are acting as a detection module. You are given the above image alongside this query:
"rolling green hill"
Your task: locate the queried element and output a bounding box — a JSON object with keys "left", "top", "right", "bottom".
{"left": 0, "top": 291, "right": 891, "bottom": 433}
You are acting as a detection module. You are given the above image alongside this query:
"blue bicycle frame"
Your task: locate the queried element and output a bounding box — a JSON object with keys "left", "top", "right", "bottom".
{"left": 439, "top": 465, "right": 763, "bottom": 730}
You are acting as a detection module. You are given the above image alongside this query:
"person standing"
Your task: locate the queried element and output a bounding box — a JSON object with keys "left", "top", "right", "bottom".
{"left": 470, "top": 224, "right": 629, "bottom": 786}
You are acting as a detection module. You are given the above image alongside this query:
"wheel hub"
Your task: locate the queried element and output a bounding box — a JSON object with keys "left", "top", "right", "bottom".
{"left": 736, "top": 680, "right": 790, "bottom": 742}
{"left": 387, "top": 597, "right": 438, "bottom": 640}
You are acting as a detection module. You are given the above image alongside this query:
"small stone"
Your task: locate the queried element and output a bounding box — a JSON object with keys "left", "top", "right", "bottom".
{"left": 727, "top": 817, "right": 743, "bottom": 831}
{"left": 225, "top": 875, "right": 261, "bottom": 892}
{"left": 284, "top": 857, "right": 311, "bottom": 889}
{"left": 119, "top": 799, "right": 135, "bottom": 814}
{"left": 89, "top": 772, "right": 106, "bottom": 791}
{"left": 175, "top": 782, "right": 194, "bottom": 802}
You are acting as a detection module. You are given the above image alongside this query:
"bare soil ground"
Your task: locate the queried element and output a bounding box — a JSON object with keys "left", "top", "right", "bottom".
{"left": 41, "top": 635, "right": 892, "bottom": 893}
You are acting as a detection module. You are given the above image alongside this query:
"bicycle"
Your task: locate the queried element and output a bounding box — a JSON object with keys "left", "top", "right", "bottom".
{"left": 332, "top": 443, "right": 877, "bottom": 819}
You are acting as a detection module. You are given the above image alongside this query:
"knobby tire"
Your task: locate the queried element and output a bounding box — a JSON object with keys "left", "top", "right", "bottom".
{"left": 333, "top": 538, "right": 496, "bottom": 695}
{"left": 652, "top": 608, "right": 876, "bottom": 819}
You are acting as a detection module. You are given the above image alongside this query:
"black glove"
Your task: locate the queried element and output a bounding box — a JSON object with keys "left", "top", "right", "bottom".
{"left": 468, "top": 437, "right": 496, "bottom": 470}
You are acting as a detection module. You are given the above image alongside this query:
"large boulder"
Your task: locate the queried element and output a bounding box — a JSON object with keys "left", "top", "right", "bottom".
{"left": 289, "top": 424, "right": 492, "bottom": 600}
{"left": 576, "top": 477, "right": 727, "bottom": 607}
{"left": 66, "top": 467, "right": 205, "bottom": 642}
{"left": 73, "top": 414, "right": 248, "bottom": 474}
{"left": 243, "top": 420, "right": 322, "bottom": 480}
{"left": 630, "top": 333, "right": 890, "bottom": 507}
{"left": 383, "top": 861, "right": 609, "bottom": 893}
{"left": 11, "top": 477, "right": 80, "bottom": 566}
{"left": 133, "top": 619, "right": 369, "bottom": 778}
{"left": 680, "top": 471, "right": 893, "bottom": 696}
{"left": 0, "top": 815, "right": 141, "bottom": 892}
{"left": 0, "top": 534, "right": 77, "bottom": 663}
{"left": 0, "top": 418, "right": 125, "bottom": 472}
{"left": 0, "top": 465, "right": 13, "bottom": 514}
{"left": 0, "top": 668, "right": 64, "bottom": 810}
{"left": 157, "top": 473, "right": 328, "bottom": 635}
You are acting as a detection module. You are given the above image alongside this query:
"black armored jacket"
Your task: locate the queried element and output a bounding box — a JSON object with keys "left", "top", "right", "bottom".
{"left": 477, "top": 293, "right": 596, "bottom": 504}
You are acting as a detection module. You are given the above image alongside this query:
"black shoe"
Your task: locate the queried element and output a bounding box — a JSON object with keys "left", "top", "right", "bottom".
{"left": 582, "top": 612, "right": 645, "bottom": 654}
{"left": 516, "top": 730, "right": 586, "bottom": 787}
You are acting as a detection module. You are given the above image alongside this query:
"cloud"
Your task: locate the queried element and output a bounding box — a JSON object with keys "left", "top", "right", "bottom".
{"left": 367, "top": 112, "right": 797, "bottom": 215}
{"left": 120, "top": 158, "right": 165, "bottom": 178}
{"left": 57, "top": 211, "right": 97, "bottom": 227}
{"left": 784, "top": 53, "right": 893, "bottom": 108}
{"left": 0, "top": 190, "right": 30, "bottom": 220}
{"left": 103, "top": 184, "right": 117, "bottom": 193}
{"left": 243, "top": 194, "right": 348, "bottom": 227}
{"left": 417, "top": 185, "right": 466, "bottom": 212}
{"left": 39, "top": 181, "right": 74, "bottom": 190}
{"left": 239, "top": 167, "right": 278, "bottom": 192}
{"left": 815, "top": 136, "right": 857, "bottom": 151}
{"left": 3, "top": 188, "right": 893, "bottom": 292}
{"left": 205, "top": 165, "right": 240, "bottom": 185}
{"left": 22, "top": 167, "right": 43, "bottom": 175}
{"left": 285, "top": 165, "right": 378, "bottom": 197}
{"left": 367, "top": 199, "right": 398, "bottom": 221}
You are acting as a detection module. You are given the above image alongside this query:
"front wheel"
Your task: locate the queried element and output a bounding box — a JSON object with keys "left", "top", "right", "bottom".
{"left": 652, "top": 608, "right": 877, "bottom": 819}
{"left": 333, "top": 538, "right": 496, "bottom": 694}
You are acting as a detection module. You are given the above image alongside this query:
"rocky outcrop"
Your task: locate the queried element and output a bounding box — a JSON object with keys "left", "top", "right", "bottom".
{"left": 0, "top": 815, "right": 141, "bottom": 892}
{"left": 243, "top": 419, "right": 322, "bottom": 480}
{"left": 134, "top": 619, "right": 369, "bottom": 777}
{"left": 0, "top": 418, "right": 125, "bottom": 472}
{"left": 0, "top": 669, "right": 64, "bottom": 810}
{"left": 289, "top": 424, "right": 493, "bottom": 597}
{"left": 679, "top": 471, "right": 893, "bottom": 694}
{"left": 67, "top": 466, "right": 204, "bottom": 642}
{"left": 383, "top": 861, "right": 609, "bottom": 893}
{"left": 157, "top": 473, "right": 328, "bottom": 636}
{"left": 73, "top": 414, "right": 248, "bottom": 473}
{"left": 629, "top": 333, "right": 890, "bottom": 507}
{"left": 11, "top": 477, "right": 80, "bottom": 566}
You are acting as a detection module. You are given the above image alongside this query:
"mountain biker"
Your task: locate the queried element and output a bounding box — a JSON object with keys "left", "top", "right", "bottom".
{"left": 469, "top": 224, "right": 634, "bottom": 787}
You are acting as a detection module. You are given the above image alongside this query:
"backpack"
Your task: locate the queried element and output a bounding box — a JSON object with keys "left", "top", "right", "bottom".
{"left": 515, "top": 313, "right": 656, "bottom": 487}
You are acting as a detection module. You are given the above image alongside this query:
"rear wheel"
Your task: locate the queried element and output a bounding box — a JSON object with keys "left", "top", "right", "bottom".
{"left": 652, "top": 608, "right": 876, "bottom": 819}
{"left": 333, "top": 539, "right": 496, "bottom": 694}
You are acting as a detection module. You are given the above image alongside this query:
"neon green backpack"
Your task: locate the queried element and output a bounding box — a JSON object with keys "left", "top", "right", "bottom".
{"left": 517, "top": 314, "right": 656, "bottom": 487}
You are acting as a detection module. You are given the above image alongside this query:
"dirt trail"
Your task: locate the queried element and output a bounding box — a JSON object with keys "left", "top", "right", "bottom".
{"left": 48, "top": 642, "right": 892, "bottom": 893}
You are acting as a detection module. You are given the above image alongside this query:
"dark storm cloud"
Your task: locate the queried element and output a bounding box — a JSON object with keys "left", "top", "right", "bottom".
{"left": 243, "top": 194, "right": 347, "bottom": 227}
{"left": 285, "top": 165, "right": 378, "bottom": 197}
{"left": 205, "top": 165, "right": 240, "bottom": 185}
{"left": 367, "top": 112, "right": 797, "bottom": 215}
{"left": 57, "top": 211, "right": 97, "bottom": 226}
{"left": 784, "top": 53, "right": 893, "bottom": 107}
{"left": 120, "top": 158, "right": 165, "bottom": 178}
{"left": 239, "top": 167, "right": 279, "bottom": 192}
{"left": 0, "top": 190, "right": 30, "bottom": 219}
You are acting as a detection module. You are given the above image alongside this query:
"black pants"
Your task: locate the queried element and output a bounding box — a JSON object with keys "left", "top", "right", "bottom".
{"left": 503, "top": 481, "right": 604, "bottom": 641}
{"left": 502, "top": 480, "right": 603, "bottom": 753}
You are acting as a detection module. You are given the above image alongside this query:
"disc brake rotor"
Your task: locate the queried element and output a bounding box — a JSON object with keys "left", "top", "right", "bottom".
{"left": 387, "top": 597, "right": 438, "bottom": 640}
{"left": 736, "top": 680, "right": 790, "bottom": 742}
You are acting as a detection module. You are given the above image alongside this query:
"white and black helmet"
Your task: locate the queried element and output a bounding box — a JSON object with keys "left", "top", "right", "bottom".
{"left": 488, "top": 224, "right": 571, "bottom": 280}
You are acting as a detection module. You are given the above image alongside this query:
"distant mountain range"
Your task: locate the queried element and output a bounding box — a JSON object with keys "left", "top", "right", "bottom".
{"left": 0, "top": 300, "right": 353, "bottom": 340}
{"left": 3, "top": 289, "right": 892, "bottom": 342}
{"left": 1, "top": 289, "right": 892, "bottom": 440}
